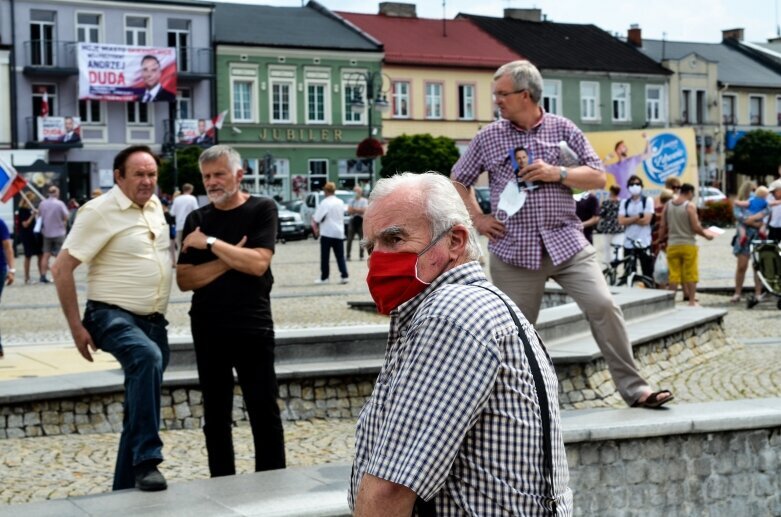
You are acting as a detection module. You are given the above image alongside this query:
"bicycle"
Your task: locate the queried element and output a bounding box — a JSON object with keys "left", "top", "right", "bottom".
{"left": 602, "top": 240, "right": 656, "bottom": 288}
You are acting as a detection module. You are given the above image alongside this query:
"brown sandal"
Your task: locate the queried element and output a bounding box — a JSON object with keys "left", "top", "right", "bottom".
{"left": 632, "top": 390, "right": 674, "bottom": 409}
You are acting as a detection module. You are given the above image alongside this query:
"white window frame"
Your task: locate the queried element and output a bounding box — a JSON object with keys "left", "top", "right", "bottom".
{"left": 580, "top": 81, "right": 599, "bottom": 121}
{"left": 167, "top": 19, "right": 190, "bottom": 73}
{"left": 305, "top": 68, "right": 330, "bottom": 124}
{"left": 30, "top": 10, "right": 56, "bottom": 67}
{"left": 176, "top": 88, "right": 192, "bottom": 119}
{"left": 645, "top": 85, "right": 664, "bottom": 123}
{"left": 124, "top": 15, "right": 150, "bottom": 46}
{"left": 722, "top": 94, "right": 737, "bottom": 125}
{"left": 75, "top": 11, "right": 102, "bottom": 43}
{"left": 32, "top": 84, "right": 57, "bottom": 121}
{"left": 229, "top": 66, "right": 258, "bottom": 123}
{"left": 392, "top": 81, "right": 410, "bottom": 119}
{"left": 749, "top": 95, "right": 764, "bottom": 126}
{"left": 126, "top": 102, "right": 150, "bottom": 126}
{"left": 269, "top": 67, "right": 296, "bottom": 124}
{"left": 611, "top": 83, "right": 630, "bottom": 122}
{"left": 457, "top": 83, "right": 475, "bottom": 120}
{"left": 78, "top": 98, "right": 104, "bottom": 125}
{"left": 424, "top": 82, "right": 443, "bottom": 120}
{"left": 308, "top": 159, "right": 328, "bottom": 191}
{"left": 542, "top": 79, "right": 561, "bottom": 115}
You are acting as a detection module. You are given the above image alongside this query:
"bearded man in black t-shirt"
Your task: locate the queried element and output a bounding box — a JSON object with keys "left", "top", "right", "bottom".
{"left": 176, "top": 145, "right": 285, "bottom": 477}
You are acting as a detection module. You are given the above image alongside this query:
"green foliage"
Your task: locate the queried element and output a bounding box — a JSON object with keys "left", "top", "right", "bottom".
{"left": 698, "top": 199, "right": 734, "bottom": 228}
{"left": 731, "top": 130, "right": 781, "bottom": 178}
{"left": 158, "top": 146, "right": 206, "bottom": 195}
{"left": 380, "top": 134, "right": 460, "bottom": 178}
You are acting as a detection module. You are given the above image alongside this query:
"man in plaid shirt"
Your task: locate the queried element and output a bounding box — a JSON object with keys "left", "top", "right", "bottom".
{"left": 452, "top": 60, "right": 672, "bottom": 410}
{"left": 350, "top": 172, "right": 572, "bottom": 515}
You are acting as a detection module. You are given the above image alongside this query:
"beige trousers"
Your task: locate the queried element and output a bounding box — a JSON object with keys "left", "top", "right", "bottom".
{"left": 489, "top": 245, "right": 649, "bottom": 405}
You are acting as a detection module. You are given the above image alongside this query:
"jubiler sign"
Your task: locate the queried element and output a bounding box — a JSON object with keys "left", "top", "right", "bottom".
{"left": 77, "top": 43, "right": 177, "bottom": 103}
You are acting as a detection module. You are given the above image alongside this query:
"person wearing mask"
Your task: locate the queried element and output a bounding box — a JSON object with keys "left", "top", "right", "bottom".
{"left": 618, "top": 175, "right": 655, "bottom": 278}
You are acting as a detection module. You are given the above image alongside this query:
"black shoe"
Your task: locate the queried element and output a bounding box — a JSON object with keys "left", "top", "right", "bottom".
{"left": 134, "top": 463, "right": 167, "bottom": 491}
{"left": 747, "top": 296, "right": 760, "bottom": 309}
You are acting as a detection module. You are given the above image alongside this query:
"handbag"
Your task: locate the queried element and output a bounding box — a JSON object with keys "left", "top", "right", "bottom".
{"left": 654, "top": 250, "right": 669, "bottom": 285}
{"left": 33, "top": 216, "right": 43, "bottom": 234}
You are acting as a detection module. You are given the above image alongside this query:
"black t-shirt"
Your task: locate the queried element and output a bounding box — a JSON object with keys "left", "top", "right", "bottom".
{"left": 178, "top": 196, "right": 277, "bottom": 330}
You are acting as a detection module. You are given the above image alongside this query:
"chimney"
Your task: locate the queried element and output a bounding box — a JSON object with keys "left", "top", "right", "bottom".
{"left": 627, "top": 24, "right": 642, "bottom": 47}
{"left": 722, "top": 28, "right": 744, "bottom": 41}
{"left": 504, "top": 8, "right": 542, "bottom": 22}
{"left": 379, "top": 2, "right": 417, "bottom": 18}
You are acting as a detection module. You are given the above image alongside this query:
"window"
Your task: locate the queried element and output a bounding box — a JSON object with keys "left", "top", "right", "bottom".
{"left": 269, "top": 68, "right": 296, "bottom": 124}
{"left": 232, "top": 80, "right": 253, "bottom": 122}
{"left": 392, "top": 81, "right": 410, "bottom": 118}
{"left": 76, "top": 13, "right": 101, "bottom": 43}
{"left": 681, "top": 89, "right": 691, "bottom": 124}
{"left": 425, "top": 82, "right": 442, "bottom": 119}
{"left": 722, "top": 95, "right": 736, "bottom": 125}
{"left": 32, "top": 84, "right": 56, "bottom": 119}
{"left": 646, "top": 85, "right": 664, "bottom": 122}
{"left": 457, "top": 84, "right": 475, "bottom": 120}
{"left": 305, "top": 70, "right": 330, "bottom": 124}
{"left": 79, "top": 99, "right": 102, "bottom": 124}
{"left": 167, "top": 19, "right": 190, "bottom": 72}
{"left": 343, "top": 81, "right": 365, "bottom": 124}
{"left": 695, "top": 90, "right": 706, "bottom": 124}
{"left": 611, "top": 83, "right": 630, "bottom": 122}
{"left": 126, "top": 102, "right": 149, "bottom": 125}
{"left": 543, "top": 80, "right": 561, "bottom": 115}
{"left": 30, "top": 10, "right": 56, "bottom": 66}
{"left": 750, "top": 96, "right": 763, "bottom": 125}
{"left": 580, "top": 81, "right": 599, "bottom": 121}
{"left": 125, "top": 16, "right": 148, "bottom": 46}
{"left": 308, "top": 159, "right": 328, "bottom": 191}
{"left": 176, "top": 89, "right": 191, "bottom": 119}
{"left": 777, "top": 96, "right": 781, "bottom": 126}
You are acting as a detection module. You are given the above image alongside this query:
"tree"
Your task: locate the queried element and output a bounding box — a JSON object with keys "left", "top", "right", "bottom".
{"left": 380, "top": 134, "right": 460, "bottom": 178}
{"left": 731, "top": 129, "right": 781, "bottom": 179}
{"left": 158, "top": 146, "right": 206, "bottom": 195}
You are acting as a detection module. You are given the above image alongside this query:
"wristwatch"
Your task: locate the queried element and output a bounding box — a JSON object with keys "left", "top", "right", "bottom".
{"left": 206, "top": 236, "right": 217, "bottom": 251}
{"left": 559, "top": 166, "right": 568, "bottom": 183}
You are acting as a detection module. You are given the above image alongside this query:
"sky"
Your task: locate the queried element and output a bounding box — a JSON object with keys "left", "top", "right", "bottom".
{"left": 220, "top": 0, "right": 781, "bottom": 44}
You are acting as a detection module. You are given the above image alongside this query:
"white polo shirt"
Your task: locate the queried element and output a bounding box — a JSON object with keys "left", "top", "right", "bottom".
{"left": 313, "top": 194, "right": 346, "bottom": 239}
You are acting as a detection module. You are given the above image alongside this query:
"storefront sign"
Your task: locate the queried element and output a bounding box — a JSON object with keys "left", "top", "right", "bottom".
{"left": 258, "top": 128, "right": 343, "bottom": 143}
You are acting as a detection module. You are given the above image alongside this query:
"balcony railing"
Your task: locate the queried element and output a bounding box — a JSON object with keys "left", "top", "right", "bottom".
{"left": 23, "top": 40, "right": 78, "bottom": 71}
{"left": 176, "top": 47, "right": 213, "bottom": 76}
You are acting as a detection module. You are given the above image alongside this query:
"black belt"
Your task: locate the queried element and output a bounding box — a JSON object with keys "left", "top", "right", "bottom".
{"left": 86, "top": 300, "right": 164, "bottom": 322}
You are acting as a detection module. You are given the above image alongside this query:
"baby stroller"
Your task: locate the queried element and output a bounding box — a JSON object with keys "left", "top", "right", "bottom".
{"left": 748, "top": 239, "right": 781, "bottom": 310}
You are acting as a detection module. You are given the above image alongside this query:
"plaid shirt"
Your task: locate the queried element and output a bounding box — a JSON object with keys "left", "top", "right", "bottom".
{"left": 349, "top": 262, "right": 572, "bottom": 516}
{"left": 453, "top": 113, "right": 603, "bottom": 269}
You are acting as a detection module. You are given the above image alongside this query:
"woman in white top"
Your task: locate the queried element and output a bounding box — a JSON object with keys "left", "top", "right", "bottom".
{"left": 618, "top": 175, "right": 655, "bottom": 278}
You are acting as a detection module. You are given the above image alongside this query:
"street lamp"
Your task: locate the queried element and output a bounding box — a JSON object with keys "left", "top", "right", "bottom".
{"left": 347, "top": 71, "right": 390, "bottom": 190}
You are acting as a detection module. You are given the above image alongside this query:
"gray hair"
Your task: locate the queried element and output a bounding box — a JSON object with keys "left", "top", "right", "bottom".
{"left": 494, "top": 60, "right": 543, "bottom": 104}
{"left": 369, "top": 172, "right": 481, "bottom": 261}
{"left": 198, "top": 145, "right": 242, "bottom": 175}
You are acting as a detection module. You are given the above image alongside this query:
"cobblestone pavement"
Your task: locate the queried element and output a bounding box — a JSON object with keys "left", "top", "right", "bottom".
{"left": 2, "top": 235, "right": 781, "bottom": 505}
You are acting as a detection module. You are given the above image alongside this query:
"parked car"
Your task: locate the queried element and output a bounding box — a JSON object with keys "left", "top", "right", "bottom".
{"left": 698, "top": 186, "right": 727, "bottom": 207}
{"left": 475, "top": 186, "right": 492, "bottom": 215}
{"left": 255, "top": 196, "right": 307, "bottom": 241}
{"left": 300, "top": 190, "right": 353, "bottom": 234}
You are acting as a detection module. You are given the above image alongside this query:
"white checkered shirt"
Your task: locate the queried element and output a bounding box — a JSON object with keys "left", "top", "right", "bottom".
{"left": 349, "top": 262, "right": 572, "bottom": 516}
{"left": 453, "top": 113, "right": 603, "bottom": 269}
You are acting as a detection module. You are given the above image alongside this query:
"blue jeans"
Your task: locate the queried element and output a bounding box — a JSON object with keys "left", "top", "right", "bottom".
{"left": 83, "top": 301, "right": 170, "bottom": 490}
{"left": 319, "top": 235, "right": 348, "bottom": 281}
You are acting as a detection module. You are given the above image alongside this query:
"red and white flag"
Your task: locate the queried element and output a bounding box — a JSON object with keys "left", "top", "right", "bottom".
{"left": 40, "top": 91, "right": 49, "bottom": 118}
{"left": 212, "top": 110, "right": 228, "bottom": 130}
{"left": 0, "top": 158, "right": 28, "bottom": 204}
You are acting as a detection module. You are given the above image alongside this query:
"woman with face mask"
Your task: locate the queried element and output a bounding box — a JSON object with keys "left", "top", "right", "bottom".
{"left": 618, "top": 175, "right": 655, "bottom": 279}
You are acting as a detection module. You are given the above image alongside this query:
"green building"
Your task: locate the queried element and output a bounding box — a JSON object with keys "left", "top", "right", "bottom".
{"left": 214, "top": 2, "right": 384, "bottom": 200}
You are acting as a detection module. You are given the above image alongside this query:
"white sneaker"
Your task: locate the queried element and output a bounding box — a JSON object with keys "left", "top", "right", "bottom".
{"left": 314, "top": 278, "right": 329, "bottom": 284}
{"left": 339, "top": 278, "right": 349, "bottom": 284}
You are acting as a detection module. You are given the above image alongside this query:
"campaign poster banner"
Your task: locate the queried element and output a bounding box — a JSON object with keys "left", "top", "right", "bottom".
{"left": 176, "top": 119, "right": 215, "bottom": 145}
{"left": 78, "top": 43, "right": 177, "bottom": 103}
{"left": 584, "top": 127, "right": 698, "bottom": 200}
{"left": 37, "top": 116, "right": 82, "bottom": 143}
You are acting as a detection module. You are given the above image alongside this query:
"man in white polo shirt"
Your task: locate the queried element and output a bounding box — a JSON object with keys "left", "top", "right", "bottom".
{"left": 312, "top": 181, "right": 348, "bottom": 284}
{"left": 51, "top": 145, "right": 173, "bottom": 492}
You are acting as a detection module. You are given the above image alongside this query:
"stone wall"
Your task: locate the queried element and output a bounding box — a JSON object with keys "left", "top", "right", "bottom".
{"left": 567, "top": 428, "right": 781, "bottom": 516}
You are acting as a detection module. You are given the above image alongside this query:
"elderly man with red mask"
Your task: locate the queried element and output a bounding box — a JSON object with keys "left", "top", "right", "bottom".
{"left": 350, "top": 172, "right": 572, "bottom": 516}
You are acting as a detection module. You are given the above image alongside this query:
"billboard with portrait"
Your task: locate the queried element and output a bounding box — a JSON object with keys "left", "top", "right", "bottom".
{"left": 175, "top": 119, "right": 215, "bottom": 145}
{"left": 36, "top": 116, "right": 81, "bottom": 143}
{"left": 77, "top": 43, "right": 177, "bottom": 103}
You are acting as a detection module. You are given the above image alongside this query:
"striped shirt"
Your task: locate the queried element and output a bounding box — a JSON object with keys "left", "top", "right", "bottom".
{"left": 349, "top": 262, "right": 572, "bottom": 516}
{"left": 452, "top": 113, "right": 603, "bottom": 269}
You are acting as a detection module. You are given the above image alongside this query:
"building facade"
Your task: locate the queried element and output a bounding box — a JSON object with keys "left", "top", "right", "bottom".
{"left": 214, "top": 2, "right": 383, "bottom": 200}
{"left": 2, "top": 0, "right": 214, "bottom": 200}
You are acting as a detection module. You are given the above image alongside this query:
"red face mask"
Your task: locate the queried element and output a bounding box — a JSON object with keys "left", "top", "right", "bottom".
{"left": 366, "top": 230, "right": 449, "bottom": 315}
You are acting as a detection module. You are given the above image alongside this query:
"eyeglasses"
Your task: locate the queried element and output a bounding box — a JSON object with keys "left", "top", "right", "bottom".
{"left": 492, "top": 89, "right": 527, "bottom": 100}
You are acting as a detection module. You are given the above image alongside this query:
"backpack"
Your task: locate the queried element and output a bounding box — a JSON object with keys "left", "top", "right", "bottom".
{"left": 622, "top": 195, "right": 656, "bottom": 226}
